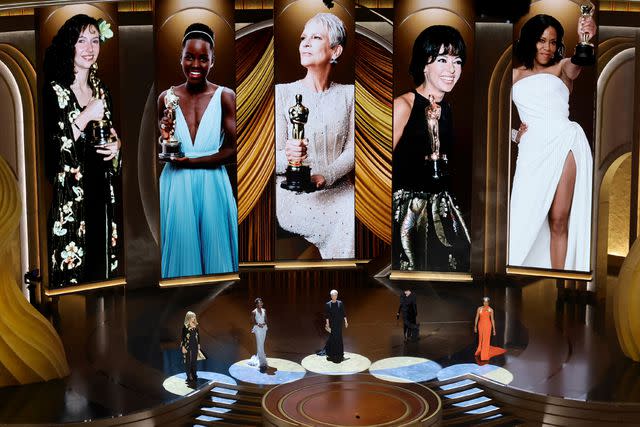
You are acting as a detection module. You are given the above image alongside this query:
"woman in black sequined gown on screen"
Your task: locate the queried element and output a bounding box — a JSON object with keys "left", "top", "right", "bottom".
{"left": 392, "top": 25, "right": 470, "bottom": 272}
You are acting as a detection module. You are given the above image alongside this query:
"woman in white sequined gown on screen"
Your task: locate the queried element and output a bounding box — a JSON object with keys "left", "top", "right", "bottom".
{"left": 275, "top": 13, "right": 354, "bottom": 259}
{"left": 509, "top": 14, "right": 595, "bottom": 271}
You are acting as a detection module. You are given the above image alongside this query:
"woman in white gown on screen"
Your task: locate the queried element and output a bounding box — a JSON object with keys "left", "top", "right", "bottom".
{"left": 275, "top": 13, "right": 355, "bottom": 259}
{"left": 509, "top": 14, "right": 595, "bottom": 271}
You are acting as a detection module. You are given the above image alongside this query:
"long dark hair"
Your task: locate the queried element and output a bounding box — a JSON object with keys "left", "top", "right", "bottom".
{"left": 409, "top": 25, "right": 466, "bottom": 86}
{"left": 43, "top": 14, "right": 100, "bottom": 86}
{"left": 515, "top": 14, "right": 565, "bottom": 69}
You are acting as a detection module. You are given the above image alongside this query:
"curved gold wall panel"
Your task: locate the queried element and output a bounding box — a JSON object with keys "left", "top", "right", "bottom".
{"left": 614, "top": 237, "right": 640, "bottom": 361}
{"left": 0, "top": 156, "right": 69, "bottom": 386}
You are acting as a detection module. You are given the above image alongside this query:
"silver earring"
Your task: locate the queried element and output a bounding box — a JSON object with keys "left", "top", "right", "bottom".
{"left": 330, "top": 57, "right": 338, "bottom": 65}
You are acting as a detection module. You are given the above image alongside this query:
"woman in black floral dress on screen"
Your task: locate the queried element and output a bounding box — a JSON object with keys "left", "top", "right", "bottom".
{"left": 43, "top": 14, "right": 121, "bottom": 288}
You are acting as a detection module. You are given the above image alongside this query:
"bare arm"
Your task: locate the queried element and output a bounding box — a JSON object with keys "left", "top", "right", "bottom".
{"left": 392, "top": 94, "right": 413, "bottom": 150}
{"left": 490, "top": 309, "right": 496, "bottom": 336}
{"left": 474, "top": 308, "right": 479, "bottom": 333}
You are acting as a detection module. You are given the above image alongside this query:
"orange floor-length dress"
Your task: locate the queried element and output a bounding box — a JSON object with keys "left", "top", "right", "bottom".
{"left": 475, "top": 308, "right": 506, "bottom": 361}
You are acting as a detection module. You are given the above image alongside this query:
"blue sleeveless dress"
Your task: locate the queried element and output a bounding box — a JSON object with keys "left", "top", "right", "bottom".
{"left": 160, "top": 87, "right": 238, "bottom": 278}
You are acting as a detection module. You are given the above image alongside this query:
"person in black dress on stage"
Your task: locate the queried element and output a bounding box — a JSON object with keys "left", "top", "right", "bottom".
{"left": 181, "top": 311, "right": 201, "bottom": 385}
{"left": 392, "top": 25, "right": 470, "bottom": 272}
{"left": 325, "top": 289, "right": 348, "bottom": 363}
{"left": 397, "top": 288, "right": 418, "bottom": 342}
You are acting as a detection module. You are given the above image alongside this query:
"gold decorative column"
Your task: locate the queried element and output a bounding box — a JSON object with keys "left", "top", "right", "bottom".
{"left": 0, "top": 156, "right": 69, "bottom": 386}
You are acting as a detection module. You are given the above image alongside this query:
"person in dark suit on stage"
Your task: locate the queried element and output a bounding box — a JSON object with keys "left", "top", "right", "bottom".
{"left": 397, "top": 288, "right": 418, "bottom": 342}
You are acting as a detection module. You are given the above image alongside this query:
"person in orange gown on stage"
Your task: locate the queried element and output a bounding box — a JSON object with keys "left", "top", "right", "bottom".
{"left": 474, "top": 297, "right": 506, "bottom": 361}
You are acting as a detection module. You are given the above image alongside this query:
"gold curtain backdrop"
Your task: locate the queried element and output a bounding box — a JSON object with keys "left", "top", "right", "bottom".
{"left": 236, "top": 28, "right": 275, "bottom": 261}
{"left": 236, "top": 32, "right": 274, "bottom": 223}
{"left": 355, "top": 34, "right": 392, "bottom": 245}
{"left": 236, "top": 28, "right": 392, "bottom": 260}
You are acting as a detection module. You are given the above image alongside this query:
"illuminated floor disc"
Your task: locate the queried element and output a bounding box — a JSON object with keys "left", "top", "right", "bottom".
{"left": 162, "top": 371, "right": 236, "bottom": 397}
{"left": 437, "top": 363, "right": 514, "bottom": 385}
{"left": 301, "top": 352, "right": 371, "bottom": 376}
{"left": 228, "top": 358, "right": 306, "bottom": 385}
{"left": 369, "top": 357, "right": 443, "bottom": 383}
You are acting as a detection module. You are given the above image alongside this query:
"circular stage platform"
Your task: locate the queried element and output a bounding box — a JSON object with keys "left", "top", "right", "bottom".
{"left": 301, "top": 352, "right": 371, "bottom": 375}
{"left": 262, "top": 374, "right": 442, "bottom": 426}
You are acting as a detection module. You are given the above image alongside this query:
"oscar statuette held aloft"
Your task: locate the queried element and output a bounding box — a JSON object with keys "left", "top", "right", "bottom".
{"left": 571, "top": 1, "right": 596, "bottom": 66}
{"left": 281, "top": 94, "right": 315, "bottom": 192}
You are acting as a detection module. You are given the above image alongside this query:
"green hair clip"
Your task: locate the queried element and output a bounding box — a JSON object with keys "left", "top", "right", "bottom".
{"left": 97, "top": 19, "right": 113, "bottom": 42}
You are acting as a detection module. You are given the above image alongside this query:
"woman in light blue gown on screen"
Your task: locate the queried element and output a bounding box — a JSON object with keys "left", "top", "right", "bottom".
{"left": 158, "top": 23, "right": 238, "bottom": 278}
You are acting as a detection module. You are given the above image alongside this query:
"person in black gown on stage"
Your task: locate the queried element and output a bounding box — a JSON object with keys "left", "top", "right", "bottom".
{"left": 181, "top": 311, "right": 201, "bottom": 385}
{"left": 325, "top": 289, "right": 348, "bottom": 363}
{"left": 392, "top": 25, "right": 470, "bottom": 272}
{"left": 397, "top": 288, "right": 418, "bottom": 342}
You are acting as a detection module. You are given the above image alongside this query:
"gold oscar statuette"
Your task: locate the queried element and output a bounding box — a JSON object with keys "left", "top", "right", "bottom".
{"left": 281, "top": 94, "right": 315, "bottom": 192}
{"left": 158, "top": 87, "right": 184, "bottom": 161}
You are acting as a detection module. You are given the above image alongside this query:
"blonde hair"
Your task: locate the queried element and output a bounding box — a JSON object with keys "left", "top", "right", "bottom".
{"left": 184, "top": 311, "right": 198, "bottom": 327}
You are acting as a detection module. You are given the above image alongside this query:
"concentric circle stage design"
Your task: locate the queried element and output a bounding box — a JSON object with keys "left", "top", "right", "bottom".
{"left": 262, "top": 374, "right": 442, "bottom": 426}
{"left": 229, "top": 357, "right": 306, "bottom": 385}
{"left": 301, "top": 352, "right": 371, "bottom": 375}
{"left": 162, "top": 371, "right": 237, "bottom": 397}
{"left": 369, "top": 357, "right": 443, "bottom": 383}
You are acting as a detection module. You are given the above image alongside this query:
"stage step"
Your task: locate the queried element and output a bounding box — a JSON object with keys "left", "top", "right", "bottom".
{"left": 192, "top": 381, "right": 267, "bottom": 426}
{"left": 201, "top": 400, "right": 262, "bottom": 414}
{"left": 197, "top": 409, "right": 262, "bottom": 424}
{"left": 194, "top": 420, "right": 256, "bottom": 427}
{"left": 443, "top": 399, "right": 496, "bottom": 416}
{"left": 211, "top": 382, "right": 265, "bottom": 394}
{"left": 208, "top": 390, "right": 262, "bottom": 404}
{"left": 442, "top": 389, "right": 486, "bottom": 404}
{"left": 435, "top": 381, "right": 481, "bottom": 395}
{"left": 442, "top": 407, "right": 503, "bottom": 425}
{"left": 435, "top": 374, "right": 521, "bottom": 427}
{"left": 473, "top": 414, "right": 521, "bottom": 426}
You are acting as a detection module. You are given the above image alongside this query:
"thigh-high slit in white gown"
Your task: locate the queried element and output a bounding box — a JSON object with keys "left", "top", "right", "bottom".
{"left": 509, "top": 73, "right": 592, "bottom": 271}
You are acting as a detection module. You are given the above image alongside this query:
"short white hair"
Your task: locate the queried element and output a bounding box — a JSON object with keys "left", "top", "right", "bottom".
{"left": 307, "top": 13, "right": 347, "bottom": 48}
{"left": 330, "top": 289, "right": 338, "bottom": 296}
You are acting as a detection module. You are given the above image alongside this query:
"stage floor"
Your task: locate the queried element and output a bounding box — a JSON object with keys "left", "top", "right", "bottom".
{"left": 1, "top": 268, "right": 638, "bottom": 424}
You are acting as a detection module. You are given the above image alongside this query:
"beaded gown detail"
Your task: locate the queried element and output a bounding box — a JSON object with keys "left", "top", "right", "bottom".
{"left": 275, "top": 81, "right": 355, "bottom": 259}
